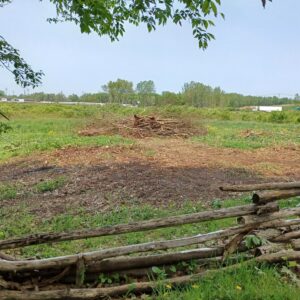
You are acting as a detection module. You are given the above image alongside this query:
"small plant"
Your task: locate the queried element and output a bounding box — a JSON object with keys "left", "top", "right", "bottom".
{"left": 211, "top": 199, "right": 222, "bottom": 209}
{"left": 169, "top": 265, "right": 177, "bottom": 273}
{"left": 34, "top": 176, "right": 66, "bottom": 193}
{"left": 98, "top": 273, "right": 121, "bottom": 285}
{"left": 0, "top": 122, "right": 12, "bottom": 135}
{"left": 98, "top": 273, "right": 113, "bottom": 285}
{"left": 152, "top": 266, "right": 167, "bottom": 280}
{"left": 0, "top": 184, "right": 17, "bottom": 201}
{"left": 245, "top": 235, "right": 265, "bottom": 249}
{"left": 176, "top": 260, "right": 198, "bottom": 274}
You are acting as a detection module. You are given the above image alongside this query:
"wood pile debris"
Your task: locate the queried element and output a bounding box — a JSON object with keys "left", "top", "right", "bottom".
{"left": 0, "top": 182, "right": 300, "bottom": 299}
{"left": 78, "top": 114, "right": 205, "bottom": 138}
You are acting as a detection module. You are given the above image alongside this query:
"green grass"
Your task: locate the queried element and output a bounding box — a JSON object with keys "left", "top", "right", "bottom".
{"left": 1, "top": 103, "right": 300, "bottom": 124}
{"left": 0, "top": 183, "right": 17, "bottom": 201}
{"left": 0, "top": 104, "right": 299, "bottom": 161}
{"left": 156, "top": 264, "right": 300, "bottom": 300}
{"left": 192, "top": 120, "right": 300, "bottom": 149}
{"left": 34, "top": 176, "right": 66, "bottom": 193}
{"left": 0, "top": 198, "right": 250, "bottom": 258}
{"left": 1, "top": 103, "right": 300, "bottom": 297}
{"left": 0, "top": 117, "right": 133, "bottom": 161}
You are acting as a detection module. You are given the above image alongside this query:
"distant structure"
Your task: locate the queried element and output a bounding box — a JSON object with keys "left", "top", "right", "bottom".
{"left": 252, "top": 106, "right": 283, "bottom": 112}
{"left": 0, "top": 98, "right": 25, "bottom": 102}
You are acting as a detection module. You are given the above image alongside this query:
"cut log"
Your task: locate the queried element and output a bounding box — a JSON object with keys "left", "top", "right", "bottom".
{"left": 220, "top": 182, "right": 300, "bottom": 192}
{"left": 1, "top": 251, "right": 300, "bottom": 299}
{"left": 0, "top": 207, "right": 298, "bottom": 273}
{"left": 0, "top": 204, "right": 259, "bottom": 250}
{"left": 291, "top": 239, "right": 300, "bottom": 250}
{"left": 254, "top": 228, "right": 284, "bottom": 241}
{"left": 0, "top": 252, "right": 17, "bottom": 261}
{"left": 271, "top": 230, "right": 300, "bottom": 243}
{"left": 256, "top": 202, "right": 279, "bottom": 215}
{"left": 255, "top": 250, "right": 300, "bottom": 264}
{"left": 259, "top": 218, "right": 300, "bottom": 229}
{"left": 0, "top": 225, "right": 253, "bottom": 272}
{"left": 254, "top": 243, "right": 286, "bottom": 256}
{"left": 86, "top": 247, "right": 224, "bottom": 273}
{"left": 252, "top": 189, "right": 300, "bottom": 205}
{"left": 2, "top": 206, "right": 300, "bottom": 273}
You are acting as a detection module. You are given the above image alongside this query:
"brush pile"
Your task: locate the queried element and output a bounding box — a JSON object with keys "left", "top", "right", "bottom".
{"left": 0, "top": 181, "right": 300, "bottom": 299}
{"left": 78, "top": 114, "right": 205, "bottom": 138}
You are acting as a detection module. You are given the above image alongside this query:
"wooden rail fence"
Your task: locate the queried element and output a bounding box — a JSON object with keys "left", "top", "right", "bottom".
{"left": 0, "top": 182, "right": 300, "bottom": 299}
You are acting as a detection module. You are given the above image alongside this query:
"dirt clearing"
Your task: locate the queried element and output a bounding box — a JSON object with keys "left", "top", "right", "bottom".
{"left": 1, "top": 138, "right": 299, "bottom": 219}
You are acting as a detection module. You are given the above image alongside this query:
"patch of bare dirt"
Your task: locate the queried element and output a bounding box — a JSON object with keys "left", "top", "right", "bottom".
{"left": 1, "top": 139, "right": 299, "bottom": 218}
{"left": 35, "top": 139, "right": 300, "bottom": 177}
{"left": 0, "top": 160, "right": 260, "bottom": 218}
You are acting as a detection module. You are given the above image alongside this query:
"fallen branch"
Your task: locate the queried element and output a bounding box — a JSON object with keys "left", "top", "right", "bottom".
{"left": 0, "top": 225, "right": 253, "bottom": 272}
{"left": 220, "top": 182, "right": 300, "bottom": 192}
{"left": 256, "top": 202, "right": 279, "bottom": 215}
{"left": 291, "top": 239, "right": 300, "bottom": 250}
{"left": 0, "top": 252, "right": 17, "bottom": 261}
{"left": 1, "top": 251, "right": 300, "bottom": 299}
{"left": 2, "top": 206, "right": 300, "bottom": 272}
{"left": 0, "top": 204, "right": 258, "bottom": 250}
{"left": 271, "top": 230, "right": 300, "bottom": 243}
{"left": 252, "top": 189, "right": 300, "bottom": 205}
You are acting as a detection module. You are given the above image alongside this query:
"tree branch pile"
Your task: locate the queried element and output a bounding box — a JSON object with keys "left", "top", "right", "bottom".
{"left": 78, "top": 114, "right": 206, "bottom": 138}
{"left": 0, "top": 181, "right": 300, "bottom": 299}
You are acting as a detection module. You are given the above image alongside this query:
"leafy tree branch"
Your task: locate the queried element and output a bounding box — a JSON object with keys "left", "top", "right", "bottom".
{"left": 1, "top": 0, "right": 272, "bottom": 88}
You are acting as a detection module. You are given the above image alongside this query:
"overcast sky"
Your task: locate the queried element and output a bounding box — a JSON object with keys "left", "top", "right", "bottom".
{"left": 0, "top": 0, "right": 299, "bottom": 97}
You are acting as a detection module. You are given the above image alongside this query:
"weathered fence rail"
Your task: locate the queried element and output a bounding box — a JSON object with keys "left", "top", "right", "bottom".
{"left": 0, "top": 181, "right": 299, "bottom": 299}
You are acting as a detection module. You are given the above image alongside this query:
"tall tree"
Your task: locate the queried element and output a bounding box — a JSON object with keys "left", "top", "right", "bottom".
{"left": 103, "top": 79, "right": 134, "bottom": 103}
{"left": 0, "top": 0, "right": 271, "bottom": 88}
{"left": 136, "top": 80, "right": 156, "bottom": 94}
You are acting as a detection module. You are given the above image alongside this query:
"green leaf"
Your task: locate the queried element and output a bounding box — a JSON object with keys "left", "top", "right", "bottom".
{"left": 288, "top": 261, "right": 298, "bottom": 268}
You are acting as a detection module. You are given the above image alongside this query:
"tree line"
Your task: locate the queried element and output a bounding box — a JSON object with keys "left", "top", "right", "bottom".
{"left": 6, "top": 79, "right": 298, "bottom": 108}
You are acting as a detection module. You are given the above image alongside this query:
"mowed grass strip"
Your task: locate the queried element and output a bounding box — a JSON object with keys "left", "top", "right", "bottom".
{"left": 192, "top": 120, "right": 300, "bottom": 149}
{"left": 0, "top": 118, "right": 133, "bottom": 161}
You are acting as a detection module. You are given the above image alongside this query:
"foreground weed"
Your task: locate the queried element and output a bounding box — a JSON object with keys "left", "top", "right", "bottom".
{"left": 34, "top": 176, "right": 66, "bottom": 193}
{"left": 0, "top": 184, "right": 17, "bottom": 200}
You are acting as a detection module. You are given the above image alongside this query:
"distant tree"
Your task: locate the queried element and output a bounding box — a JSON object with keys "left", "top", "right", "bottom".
{"left": 0, "top": 0, "right": 271, "bottom": 87}
{"left": 68, "top": 94, "right": 79, "bottom": 102}
{"left": 182, "top": 81, "right": 214, "bottom": 107}
{"left": 0, "top": 90, "right": 5, "bottom": 97}
{"left": 103, "top": 79, "right": 134, "bottom": 103}
{"left": 294, "top": 93, "right": 300, "bottom": 101}
{"left": 136, "top": 80, "right": 156, "bottom": 94}
{"left": 159, "top": 91, "right": 183, "bottom": 105}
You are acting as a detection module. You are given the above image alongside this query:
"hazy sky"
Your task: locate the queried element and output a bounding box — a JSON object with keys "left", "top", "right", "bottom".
{"left": 0, "top": 0, "right": 299, "bottom": 96}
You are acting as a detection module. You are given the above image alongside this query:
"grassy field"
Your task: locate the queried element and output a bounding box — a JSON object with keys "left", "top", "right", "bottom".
{"left": 0, "top": 103, "right": 300, "bottom": 299}
{"left": 0, "top": 103, "right": 299, "bottom": 161}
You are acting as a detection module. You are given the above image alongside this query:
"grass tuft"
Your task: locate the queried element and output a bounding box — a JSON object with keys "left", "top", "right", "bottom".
{"left": 34, "top": 176, "right": 66, "bottom": 193}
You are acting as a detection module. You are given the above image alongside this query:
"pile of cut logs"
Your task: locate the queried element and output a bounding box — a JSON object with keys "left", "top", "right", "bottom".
{"left": 0, "top": 182, "right": 300, "bottom": 299}
{"left": 78, "top": 114, "right": 204, "bottom": 138}
{"left": 118, "top": 114, "right": 197, "bottom": 138}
